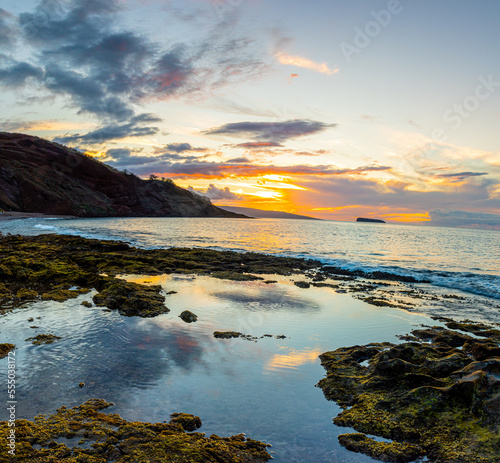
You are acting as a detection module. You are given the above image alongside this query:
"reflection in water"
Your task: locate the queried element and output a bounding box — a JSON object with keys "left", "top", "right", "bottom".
{"left": 0, "top": 275, "right": 434, "bottom": 463}
{"left": 266, "top": 348, "right": 322, "bottom": 371}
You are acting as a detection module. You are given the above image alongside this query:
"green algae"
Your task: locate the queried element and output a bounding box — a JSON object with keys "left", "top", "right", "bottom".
{"left": 317, "top": 323, "right": 500, "bottom": 462}
{"left": 16, "top": 288, "right": 38, "bottom": 300}
{"left": 42, "top": 288, "right": 90, "bottom": 302}
{"left": 0, "top": 399, "right": 271, "bottom": 462}
{"left": 92, "top": 279, "right": 168, "bottom": 317}
{"left": 25, "top": 334, "right": 62, "bottom": 345}
{"left": 0, "top": 343, "right": 14, "bottom": 358}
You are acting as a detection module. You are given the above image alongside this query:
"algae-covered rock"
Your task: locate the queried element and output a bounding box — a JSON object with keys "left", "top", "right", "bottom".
{"left": 41, "top": 288, "right": 90, "bottom": 302}
{"left": 0, "top": 399, "right": 271, "bottom": 462}
{"left": 338, "top": 433, "right": 424, "bottom": 463}
{"left": 93, "top": 280, "right": 168, "bottom": 317}
{"left": 0, "top": 343, "right": 15, "bottom": 359}
{"left": 179, "top": 310, "right": 198, "bottom": 323}
{"left": 81, "top": 300, "right": 93, "bottom": 308}
{"left": 26, "top": 334, "right": 62, "bottom": 345}
{"left": 0, "top": 283, "right": 12, "bottom": 300}
{"left": 16, "top": 288, "right": 38, "bottom": 300}
{"left": 294, "top": 281, "right": 311, "bottom": 289}
{"left": 317, "top": 322, "right": 500, "bottom": 462}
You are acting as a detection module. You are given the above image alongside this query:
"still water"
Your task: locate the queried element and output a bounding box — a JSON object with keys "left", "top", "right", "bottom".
{"left": 0, "top": 275, "right": 433, "bottom": 462}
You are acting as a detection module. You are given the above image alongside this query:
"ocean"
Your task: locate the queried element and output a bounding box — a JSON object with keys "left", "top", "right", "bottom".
{"left": 4, "top": 216, "right": 499, "bottom": 300}
{"left": 1, "top": 216, "right": 499, "bottom": 462}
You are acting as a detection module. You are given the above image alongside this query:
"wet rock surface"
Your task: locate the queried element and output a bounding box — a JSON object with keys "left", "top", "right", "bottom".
{"left": 25, "top": 334, "right": 62, "bottom": 345}
{"left": 317, "top": 318, "right": 500, "bottom": 462}
{"left": 0, "top": 343, "right": 14, "bottom": 358}
{"left": 0, "top": 399, "right": 271, "bottom": 462}
{"left": 179, "top": 310, "right": 198, "bottom": 323}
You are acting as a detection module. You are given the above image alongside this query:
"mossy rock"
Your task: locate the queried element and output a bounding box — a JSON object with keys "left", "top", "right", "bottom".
{"left": 0, "top": 343, "right": 15, "bottom": 359}
{"left": 41, "top": 288, "right": 90, "bottom": 302}
{"left": 0, "top": 399, "right": 271, "bottom": 462}
{"left": 179, "top": 310, "right": 198, "bottom": 323}
{"left": 25, "top": 334, "right": 62, "bottom": 345}
{"left": 338, "top": 433, "right": 424, "bottom": 463}
{"left": 16, "top": 288, "right": 38, "bottom": 300}
{"left": 93, "top": 280, "right": 168, "bottom": 318}
{"left": 0, "top": 283, "right": 12, "bottom": 300}
{"left": 317, "top": 323, "right": 500, "bottom": 462}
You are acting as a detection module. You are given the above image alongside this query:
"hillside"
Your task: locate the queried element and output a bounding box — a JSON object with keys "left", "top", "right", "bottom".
{"left": 0, "top": 132, "right": 244, "bottom": 218}
{"left": 217, "top": 206, "right": 321, "bottom": 220}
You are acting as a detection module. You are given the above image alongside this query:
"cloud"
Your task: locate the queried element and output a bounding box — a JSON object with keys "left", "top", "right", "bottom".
{"left": 0, "top": 60, "right": 44, "bottom": 87}
{"left": 435, "top": 171, "right": 488, "bottom": 181}
{"left": 204, "top": 119, "right": 335, "bottom": 143}
{"left": 0, "top": 0, "right": 272, "bottom": 141}
{"left": 139, "top": 162, "right": 391, "bottom": 179}
{"left": 0, "top": 9, "right": 16, "bottom": 48}
{"left": 189, "top": 184, "right": 242, "bottom": 201}
{"left": 55, "top": 114, "right": 161, "bottom": 143}
{"left": 225, "top": 157, "right": 250, "bottom": 163}
{"left": 430, "top": 210, "right": 500, "bottom": 229}
{"left": 236, "top": 141, "right": 283, "bottom": 148}
{"left": 164, "top": 143, "right": 206, "bottom": 153}
{"left": 275, "top": 51, "right": 338, "bottom": 75}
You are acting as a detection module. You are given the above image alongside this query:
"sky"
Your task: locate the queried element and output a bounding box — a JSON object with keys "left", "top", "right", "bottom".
{"left": 1, "top": 0, "right": 500, "bottom": 229}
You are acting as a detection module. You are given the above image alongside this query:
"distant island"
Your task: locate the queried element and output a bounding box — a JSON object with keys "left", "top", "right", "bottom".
{"left": 0, "top": 132, "right": 244, "bottom": 219}
{"left": 356, "top": 217, "right": 386, "bottom": 223}
{"left": 218, "top": 206, "right": 322, "bottom": 220}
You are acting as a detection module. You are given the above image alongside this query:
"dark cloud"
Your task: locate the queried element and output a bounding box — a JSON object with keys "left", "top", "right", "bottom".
{"left": 164, "top": 143, "right": 206, "bottom": 153}
{"left": 122, "top": 161, "right": 391, "bottom": 179}
{"left": 236, "top": 141, "right": 283, "bottom": 148}
{"left": 435, "top": 172, "right": 488, "bottom": 181}
{"left": 225, "top": 157, "right": 250, "bottom": 163}
{"left": 204, "top": 120, "right": 335, "bottom": 143}
{"left": 0, "top": 60, "right": 44, "bottom": 87}
{"left": 55, "top": 114, "right": 161, "bottom": 143}
{"left": 0, "top": 0, "right": 272, "bottom": 142}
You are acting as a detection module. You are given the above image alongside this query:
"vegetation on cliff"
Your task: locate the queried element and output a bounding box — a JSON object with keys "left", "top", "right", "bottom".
{"left": 0, "top": 132, "right": 244, "bottom": 218}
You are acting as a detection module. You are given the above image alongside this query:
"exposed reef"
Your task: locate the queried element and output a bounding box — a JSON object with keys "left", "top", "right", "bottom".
{"left": 317, "top": 318, "right": 500, "bottom": 462}
{"left": 0, "top": 343, "right": 14, "bottom": 358}
{"left": 0, "top": 399, "right": 271, "bottom": 462}
{"left": 26, "top": 334, "right": 62, "bottom": 345}
{"left": 179, "top": 310, "right": 198, "bottom": 323}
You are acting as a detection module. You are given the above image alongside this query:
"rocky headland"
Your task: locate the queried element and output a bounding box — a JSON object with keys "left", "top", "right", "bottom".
{"left": 0, "top": 132, "right": 244, "bottom": 218}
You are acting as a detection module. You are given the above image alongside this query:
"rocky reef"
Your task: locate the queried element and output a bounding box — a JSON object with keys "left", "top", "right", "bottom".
{"left": 0, "top": 233, "right": 321, "bottom": 317}
{"left": 317, "top": 318, "right": 500, "bottom": 462}
{"left": 0, "top": 399, "right": 271, "bottom": 462}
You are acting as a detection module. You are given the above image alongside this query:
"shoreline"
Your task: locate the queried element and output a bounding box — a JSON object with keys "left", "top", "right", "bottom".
{"left": 0, "top": 232, "right": 499, "bottom": 462}
{"left": 0, "top": 211, "right": 75, "bottom": 222}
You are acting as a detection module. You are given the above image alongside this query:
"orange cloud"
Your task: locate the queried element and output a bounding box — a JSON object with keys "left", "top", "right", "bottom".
{"left": 275, "top": 52, "right": 338, "bottom": 75}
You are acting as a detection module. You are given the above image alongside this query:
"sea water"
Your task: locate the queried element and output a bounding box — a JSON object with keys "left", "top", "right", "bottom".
{"left": 3, "top": 216, "right": 499, "bottom": 299}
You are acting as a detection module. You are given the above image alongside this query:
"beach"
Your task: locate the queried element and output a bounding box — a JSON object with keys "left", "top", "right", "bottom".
{"left": 0, "top": 228, "right": 499, "bottom": 462}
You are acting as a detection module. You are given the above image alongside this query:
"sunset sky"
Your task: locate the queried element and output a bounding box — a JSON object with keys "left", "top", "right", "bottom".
{"left": 1, "top": 0, "right": 500, "bottom": 228}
